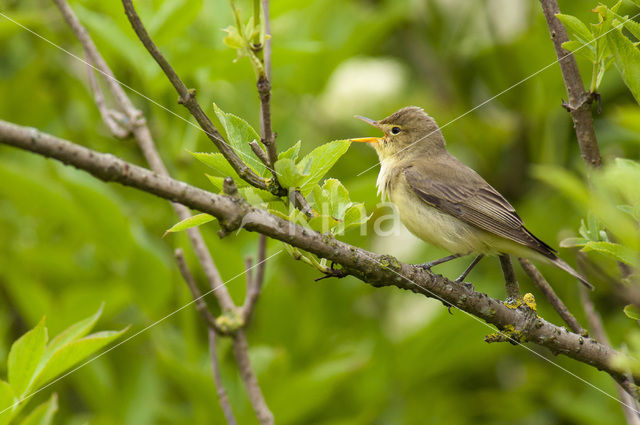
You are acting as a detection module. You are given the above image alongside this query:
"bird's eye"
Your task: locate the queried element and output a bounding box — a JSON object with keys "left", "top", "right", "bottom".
{"left": 391, "top": 126, "right": 401, "bottom": 135}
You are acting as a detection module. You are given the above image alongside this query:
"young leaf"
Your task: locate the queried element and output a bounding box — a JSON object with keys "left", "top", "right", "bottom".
{"left": 624, "top": 304, "right": 640, "bottom": 321}
{"left": 274, "top": 158, "right": 307, "bottom": 188}
{"left": 206, "top": 174, "right": 225, "bottom": 192}
{"left": 559, "top": 237, "right": 590, "bottom": 248}
{"left": 582, "top": 241, "right": 638, "bottom": 265}
{"left": 556, "top": 14, "right": 594, "bottom": 44}
{"left": 0, "top": 381, "right": 16, "bottom": 425}
{"left": 32, "top": 329, "right": 127, "bottom": 390}
{"left": 164, "top": 213, "right": 215, "bottom": 237}
{"left": 608, "top": 28, "right": 640, "bottom": 104}
{"left": 8, "top": 318, "right": 47, "bottom": 397}
{"left": 190, "top": 152, "right": 249, "bottom": 187}
{"left": 18, "top": 393, "right": 57, "bottom": 425}
{"left": 279, "top": 141, "right": 302, "bottom": 161}
{"left": 44, "top": 305, "right": 104, "bottom": 360}
{"left": 297, "top": 140, "right": 350, "bottom": 195}
{"left": 212, "top": 104, "right": 265, "bottom": 175}
{"left": 561, "top": 40, "right": 596, "bottom": 62}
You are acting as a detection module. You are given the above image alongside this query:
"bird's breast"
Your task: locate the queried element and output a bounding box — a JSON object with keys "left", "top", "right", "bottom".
{"left": 387, "top": 178, "right": 496, "bottom": 255}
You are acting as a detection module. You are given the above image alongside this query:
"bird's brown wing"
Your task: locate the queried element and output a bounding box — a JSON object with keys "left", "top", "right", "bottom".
{"left": 403, "top": 158, "right": 556, "bottom": 258}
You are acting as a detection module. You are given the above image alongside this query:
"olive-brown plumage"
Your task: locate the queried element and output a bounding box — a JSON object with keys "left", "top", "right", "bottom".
{"left": 352, "top": 106, "right": 592, "bottom": 288}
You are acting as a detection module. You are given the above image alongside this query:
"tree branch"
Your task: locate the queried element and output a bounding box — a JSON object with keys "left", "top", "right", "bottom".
{"left": 2, "top": 121, "right": 639, "bottom": 398}
{"left": 53, "top": 0, "right": 239, "bottom": 311}
{"left": 120, "top": 0, "right": 267, "bottom": 189}
{"left": 539, "top": 0, "right": 602, "bottom": 168}
{"left": 519, "top": 258, "right": 587, "bottom": 335}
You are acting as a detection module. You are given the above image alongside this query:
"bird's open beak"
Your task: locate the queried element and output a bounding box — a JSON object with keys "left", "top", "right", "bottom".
{"left": 350, "top": 115, "right": 384, "bottom": 143}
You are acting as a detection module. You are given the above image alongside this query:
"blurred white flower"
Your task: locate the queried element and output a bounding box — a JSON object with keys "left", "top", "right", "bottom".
{"left": 321, "top": 57, "right": 407, "bottom": 119}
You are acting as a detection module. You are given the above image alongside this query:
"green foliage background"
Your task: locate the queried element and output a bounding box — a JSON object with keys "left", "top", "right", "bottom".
{"left": 1, "top": 0, "right": 640, "bottom": 423}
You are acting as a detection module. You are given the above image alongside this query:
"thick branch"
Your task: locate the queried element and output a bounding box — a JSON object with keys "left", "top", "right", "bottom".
{"left": 2, "top": 121, "right": 639, "bottom": 396}
{"left": 120, "top": 0, "right": 267, "bottom": 189}
{"left": 519, "top": 258, "right": 586, "bottom": 335}
{"left": 539, "top": 0, "right": 602, "bottom": 168}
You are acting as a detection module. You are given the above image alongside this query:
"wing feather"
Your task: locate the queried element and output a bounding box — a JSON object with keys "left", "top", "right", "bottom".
{"left": 403, "top": 159, "right": 556, "bottom": 258}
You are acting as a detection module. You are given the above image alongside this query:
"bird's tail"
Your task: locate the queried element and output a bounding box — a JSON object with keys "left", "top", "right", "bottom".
{"left": 552, "top": 257, "right": 594, "bottom": 290}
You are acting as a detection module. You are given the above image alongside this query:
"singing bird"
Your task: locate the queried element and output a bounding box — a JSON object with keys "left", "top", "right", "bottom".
{"left": 351, "top": 106, "right": 592, "bottom": 289}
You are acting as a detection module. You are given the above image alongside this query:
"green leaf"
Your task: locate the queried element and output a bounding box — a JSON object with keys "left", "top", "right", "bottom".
{"left": 190, "top": 152, "right": 249, "bottom": 187}
{"left": 8, "top": 318, "right": 47, "bottom": 397}
{"left": 44, "top": 305, "right": 104, "bottom": 361}
{"left": 163, "top": 213, "right": 215, "bottom": 236}
{"left": 205, "top": 174, "right": 225, "bottom": 192}
{"left": 0, "top": 381, "right": 16, "bottom": 425}
{"left": 561, "top": 40, "right": 596, "bottom": 62}
{"left": 222, "top": 25, "right": 246, "bottom": 50}
{"left": 559, "top": 237, "right": 590, "bottom": 248}
{"left": 608, "top": 28, "right": 640, "bottom": 104}
{"left": 297, "top": 140, "right": 351, "bottom": 195}
{"left": 18, "top": 393, "right": 57, "bottom": 425}
{"left": 278, "top": 141, "right": 302, "bottom": 161}
{"left": 556, "top": 14, "right": 594, "bottom": 44}
{"left": 212, "top": 104, "right": 265, "bottom": 175}
{"left": 582, "top": 241, "right": 638, "bottom": 265}
{"left": 274, "top": 158, "right": 307, "bottom": 188}
{"left": 32, "top": 328, "right": 127, "bottom": 390}
{"left": 624, "top": 304, "right": 640, "bottom": 320}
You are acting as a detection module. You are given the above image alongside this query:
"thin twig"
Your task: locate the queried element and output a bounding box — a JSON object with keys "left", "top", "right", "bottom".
{"left": 4, "top": 121, "right": 640, "bottom": 397}
{"left": 262, "top": 0, "right": 271, "bottom": 80}
{"left": 85, "top": 64, "right": 129, "bottom": 138}
{"left": 174, "top": 249, "right": 227, "bottom": 335}
{"left": 121, "top": 0, "right": 268, "bottom": 190}
{"left": 243, "top": 235, "right": 267, "bottom": 324}
{"left": 539, "top": 0, "right": 602, "bottom": 168}
{"left": 519, "top": 258, "right": 587, "bottom": 335}
{"left": 203, "top": 260, "right": 274, "bottom": 425}
{"left": 499, "top": 255, "right": 520, "bottom": 299}
{"left": 209, "top": 329, "right": 239, "bottom": 425}
{"left": 232, "top": 330, "right": 274, "bottom": 425}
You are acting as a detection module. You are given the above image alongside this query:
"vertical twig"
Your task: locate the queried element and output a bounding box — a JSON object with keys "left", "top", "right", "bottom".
{"left": 175, "top": 250, "right": 237, "bottom": 423}
{"left": 519, "top": 258, "right": 586, "bottom": 334}
{"left": 209, "top": 329, "right": 239, "bottom": 425}
{"left": 499, "top": 255, "right": 520, "bottom": 299}
{"left": 232, "top": 330, "right": 274, "bottom": 425}
{"left": 539, "top": 0, "right": 602, "bottom": 168}
{"left": 243, "top": 235, "right": 267, "bottom": 324}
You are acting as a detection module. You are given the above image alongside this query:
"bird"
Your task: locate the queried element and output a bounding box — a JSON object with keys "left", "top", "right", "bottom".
{"left": 350, "top": 106, "right": 593, "bottom": 289}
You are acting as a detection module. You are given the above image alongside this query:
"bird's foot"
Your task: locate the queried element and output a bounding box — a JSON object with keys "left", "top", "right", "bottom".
{"left": 315, "top": 262, "right": 347, "bottom": 281}
{"left": 416, "top": 254, "right": 463, "bottom": 271}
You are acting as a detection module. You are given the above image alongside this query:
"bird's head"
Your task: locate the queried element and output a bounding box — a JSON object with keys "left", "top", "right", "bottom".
{"left": 351, "top": 106, "right": 446, "bottom": 160}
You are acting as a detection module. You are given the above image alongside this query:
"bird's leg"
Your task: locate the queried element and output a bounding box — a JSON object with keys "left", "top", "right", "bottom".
{"left": 417, "top": 253, "right": 463, "bottom": 270}
{"left": 455, "top": 254, "right": 484, "bottom": 283}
